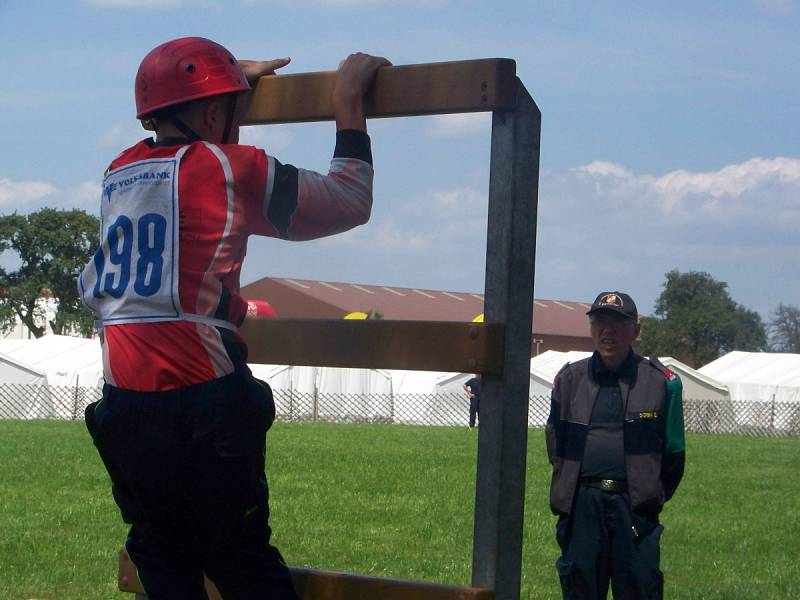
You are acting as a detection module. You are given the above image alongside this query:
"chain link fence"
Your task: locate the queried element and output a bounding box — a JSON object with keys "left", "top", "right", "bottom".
{"left": 1, "top": 383, "right": 798, "bottom": 436}
{"left": 0, "top": 383, "right": 101, "bottom": 421}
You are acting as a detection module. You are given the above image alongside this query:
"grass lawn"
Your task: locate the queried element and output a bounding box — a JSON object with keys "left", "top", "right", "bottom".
{"left": 0, "top": 420, "right": 798, "bottom": 599}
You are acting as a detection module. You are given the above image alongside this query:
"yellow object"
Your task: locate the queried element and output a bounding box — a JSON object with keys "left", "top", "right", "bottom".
{"left": 344, "top": 311, "right": 369, "bottom": 320}
{"left": 472, "top": 313, "right": 484, "bottom": 322}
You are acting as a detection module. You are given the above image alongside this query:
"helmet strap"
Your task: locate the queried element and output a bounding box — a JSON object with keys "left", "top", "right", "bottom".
{"left": 165, "top": 114, "right": 202, "bottom": 143}
{"left": 221, "top": 93, "right": 238, "bottom": 144}
{"left": 152, "top": 94, "right": 236, "bottom": 144}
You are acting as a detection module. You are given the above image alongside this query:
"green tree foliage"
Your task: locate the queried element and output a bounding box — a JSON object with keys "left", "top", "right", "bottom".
{"left": 639, "top": 270, "right": 767, "bottom": 367}
{"left": 769, "top": 303, "right": 800, "bottom": 353}
{"left": 0, "top": 208, "right": 99, "bottom": 338}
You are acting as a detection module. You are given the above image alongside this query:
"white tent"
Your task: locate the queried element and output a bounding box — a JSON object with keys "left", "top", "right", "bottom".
{"left": 699, "top": 351, "right": 800, "bottom": 404}
{"left": 659, "top": 356, "right": 733, "bottom": 433}
{"left": 251, "top": 364, "right": 393, "bottom": 422}
{"left": 659, "top": 356, "right": 729, "bottom": 402}
{"left": 0, "top": 352, "right": 52, "bottom": 418}
{"left": 532, "top": 350, "right": 592, "bottom": 385}
{"left": 698, "top": 352, "right": 800, "bottom": 432}
{"left": 250, "top": 364, "right": 319, "bottom": 421}
{"left": 317, "top": 367, "right": 393, "bottom": 422}
{"left": 389, "top": 369, "right": 453, "bottom": 425}
{"left": 532, "top": 351, "right": 731, "bottom": 398}
{"left": 0, "top": 336, "right": 103, "bottom": 418}
{"left": 0, "top": 335, "right": 103, "bottom": 390}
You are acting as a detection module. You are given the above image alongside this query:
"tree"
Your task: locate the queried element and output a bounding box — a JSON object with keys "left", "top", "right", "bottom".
{"left": 0, "top": 208, "right": 99, "bottom": 338}
{"left": 769, "top": 304, "right": 800, "bottom": 353}
{"left": 639, "top": 270, "right": 767, "bottom": 367}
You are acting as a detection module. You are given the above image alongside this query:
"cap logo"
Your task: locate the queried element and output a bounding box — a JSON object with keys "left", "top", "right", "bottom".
{"left": 600, "top": 293, "right": 623, "bottom": 307}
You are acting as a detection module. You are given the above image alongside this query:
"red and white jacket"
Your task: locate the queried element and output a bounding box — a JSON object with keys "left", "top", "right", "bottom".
{"left": 79, "top": 131, "right": 373, "bottom": 391}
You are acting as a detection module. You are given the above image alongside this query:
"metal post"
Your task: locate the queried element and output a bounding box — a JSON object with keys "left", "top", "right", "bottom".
{"left": 312, "top": 366, "right": 319, "bottom": 422}
{"left": 471, "top": 80, "right": 540, "bottom": 600}
{"left": 73, "top": 375, "right": 80, "bottom": 421}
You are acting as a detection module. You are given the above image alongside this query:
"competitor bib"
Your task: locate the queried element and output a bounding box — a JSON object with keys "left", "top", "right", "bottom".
{"left": 80, "top": 153, "right": 184, "bottom": 324}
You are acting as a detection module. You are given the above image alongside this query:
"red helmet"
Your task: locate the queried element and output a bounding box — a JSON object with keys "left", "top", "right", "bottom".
{"left": 135, "top": 37, "right": 250, "bottom": 119}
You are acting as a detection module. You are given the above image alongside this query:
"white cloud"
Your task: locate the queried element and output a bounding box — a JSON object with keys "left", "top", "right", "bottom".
{"left": 321, "top": 218, "right": 431, "bottom": 253}
{"left": 243, "top": 0, "right": 444, "bottom": 6}
{"left": 754, "top": 0, "right": 795, "bottom": 15}
{"left": 84, "top": 0, "right": 188, "bottom": 7}
{"left": 0, "top": 178, "right": 57, "bottom": 209}
{"left": 652, "top": 157, "right": 800, "bottom": 213}
{"left": 98, "top": 123, "right": 149, "bottom": 149}
{"left": 431, "top": 186, "right": 485, "bottom": 214}
{"left": 0, "top": 178, "right": 102, "bottom": 214}
{"left": 536, "top": 156, "right": 800, "bottom": 316}
{"left": 572, "top": 156, "right": 800, "bottom": 218}
{"left": 316, "top": 184, "right": 488, "bottom": 254}
{"left": 425, "top": 113, "right": 491, "bottom": 138}
{"left": 74, "top": 181, "right": 102, "bottom": 202}
{"left": 239, "top": 126, "right": 294, "bottom": 154}
{"left": 580, "top": 161, "right": 633, "bottom": 179}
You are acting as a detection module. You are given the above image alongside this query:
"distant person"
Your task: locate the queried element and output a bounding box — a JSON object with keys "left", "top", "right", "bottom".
{"left": 463, "top": 373, "right": 481, "bottom": 428}
{"left": 545, "top": 291, "right": 685, "bottom": 599}
{"left": 79, "top": 36, "right": 389, "bottom": 599}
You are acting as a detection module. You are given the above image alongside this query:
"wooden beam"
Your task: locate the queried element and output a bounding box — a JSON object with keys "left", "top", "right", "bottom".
{"left": 119, "top": 548, "right": 495, "bottom": 600}
{"left": 239, "top": 319, "right": 505, "bottom": 375}
{"left": 242, "top": 58, "right": 517, "bottom": 125}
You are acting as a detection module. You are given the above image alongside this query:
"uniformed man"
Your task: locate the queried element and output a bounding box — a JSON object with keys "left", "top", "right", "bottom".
{"left": 545, "top": 291, "right": 685, "bottom": 599}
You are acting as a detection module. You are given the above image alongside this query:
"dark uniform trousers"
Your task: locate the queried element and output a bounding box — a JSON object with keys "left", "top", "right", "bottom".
{"left": 556, "top": 483, "right": 663, "bottom": 600}
{"left": 469, "top": 398, "right": 479, "bottom": 428}
{"left": 85, "top": 368, "right": 298, "bottom": 600}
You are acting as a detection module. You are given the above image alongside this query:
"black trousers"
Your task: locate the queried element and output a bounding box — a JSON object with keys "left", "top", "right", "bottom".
{"left": 469, "top": 398, "right": 480, "bottom": 428}
{"left": 555, "top": 484, "right": 663, "bottom": 600}
{"left": 85, "top": 368, "right": 298, "bottom": 600}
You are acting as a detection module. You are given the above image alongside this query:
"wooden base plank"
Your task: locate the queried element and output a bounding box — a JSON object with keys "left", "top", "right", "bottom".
{"left": 119, "top": 548, "right": 494, "bottom": 600}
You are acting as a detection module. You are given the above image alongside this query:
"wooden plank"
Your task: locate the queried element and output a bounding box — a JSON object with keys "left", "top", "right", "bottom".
{"left": 119, "top": 548, "right": 495, "bottom": 600}
{"left": 291, "top": 567, "right": 495, "bottom": 600}
{"left": 242, "top": 59, "right": 517, "bottom": 125}
{"left": 239, "top": 319, "right": 505, "bottom": 375}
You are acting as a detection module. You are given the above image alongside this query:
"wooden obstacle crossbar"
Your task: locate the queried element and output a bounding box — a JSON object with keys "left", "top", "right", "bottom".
{"left": 240, "top": 319, "right": 505, "bottom": 374}
{"left": 121, "top": 57, "right": 538, "bottom": 600}
{"left": 239, "top": 59, "right": 517, "bottom": 374}
{"left": 243, "top": 58, "right": 517, "bottom": 125}
{"left": 118, "top": 548, "right": 494, "bottom": 600}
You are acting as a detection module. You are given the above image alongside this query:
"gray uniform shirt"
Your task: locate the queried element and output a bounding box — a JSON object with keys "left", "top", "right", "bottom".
{"left": 579, "top": 351, "right": 636, "bottom": 480}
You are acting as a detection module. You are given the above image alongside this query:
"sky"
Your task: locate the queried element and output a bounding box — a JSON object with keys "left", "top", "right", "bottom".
{"left": 0, "top": 1, "right": 798, "bottom": 322}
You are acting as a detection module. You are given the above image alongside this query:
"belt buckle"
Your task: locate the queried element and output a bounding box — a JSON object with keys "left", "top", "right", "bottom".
{"left": 600, "top": 479, "right": 616, "bottom": 492}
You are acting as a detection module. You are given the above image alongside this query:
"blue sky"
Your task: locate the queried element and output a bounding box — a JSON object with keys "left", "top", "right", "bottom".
{"left": 1, "top": 0, "right": 798, "bottom": 321}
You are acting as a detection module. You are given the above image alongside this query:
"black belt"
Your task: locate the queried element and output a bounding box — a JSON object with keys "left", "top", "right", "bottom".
{"left": 580, "top": 477, "right": 628, "bottom": 493}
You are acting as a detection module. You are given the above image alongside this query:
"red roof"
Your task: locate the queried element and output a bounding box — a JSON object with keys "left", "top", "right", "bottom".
{"left": 241, "top": 277, "right": 593, "bottom": 339}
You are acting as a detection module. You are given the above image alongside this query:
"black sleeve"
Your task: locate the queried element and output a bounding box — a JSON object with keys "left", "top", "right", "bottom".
{"left": 333, "top": 129, "right": 372, "bottom": 165}
{"left": 545, "top": 377, "right": 561, "bottom": 465}
{"left": 268, "top": 159, "right": 299, "bottom": 240}
{"left": 661, "top": 450, "right": 685, "bottom": 501}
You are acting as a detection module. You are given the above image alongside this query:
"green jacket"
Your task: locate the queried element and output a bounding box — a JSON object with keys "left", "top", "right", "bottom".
{"left": 545, "top": 351, "right": 685, "bottom": 516}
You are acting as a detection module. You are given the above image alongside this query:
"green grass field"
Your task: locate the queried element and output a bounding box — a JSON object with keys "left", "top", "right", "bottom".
{"left": 1, "top": 421, "right": 798, "bottom": 599}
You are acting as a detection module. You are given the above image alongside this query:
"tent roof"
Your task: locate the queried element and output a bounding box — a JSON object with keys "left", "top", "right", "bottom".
{"left": 659, "top": 356, "right": 729, "bottom": 393}
{"left": 0, "top": 335, "right": 102, "bottom": 386}
{"left": 531, "top": 350, "right": 592, "bottom": 382}
{"left": 699, "top": 351, "right": 800, "bottom": 387}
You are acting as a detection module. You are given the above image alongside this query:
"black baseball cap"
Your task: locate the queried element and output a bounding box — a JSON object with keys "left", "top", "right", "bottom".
{"left": 586, "top": 291, "right": 638, "bottom": 321}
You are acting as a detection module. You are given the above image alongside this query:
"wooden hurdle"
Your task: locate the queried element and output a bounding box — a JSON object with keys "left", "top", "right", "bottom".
{"left": 118, "top": 57, "right": 540, "bottom": 600}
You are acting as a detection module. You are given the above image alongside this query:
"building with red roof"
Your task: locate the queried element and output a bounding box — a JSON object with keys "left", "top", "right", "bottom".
{"left": 241, "top": 277, "right": 595, "bottom": 355}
